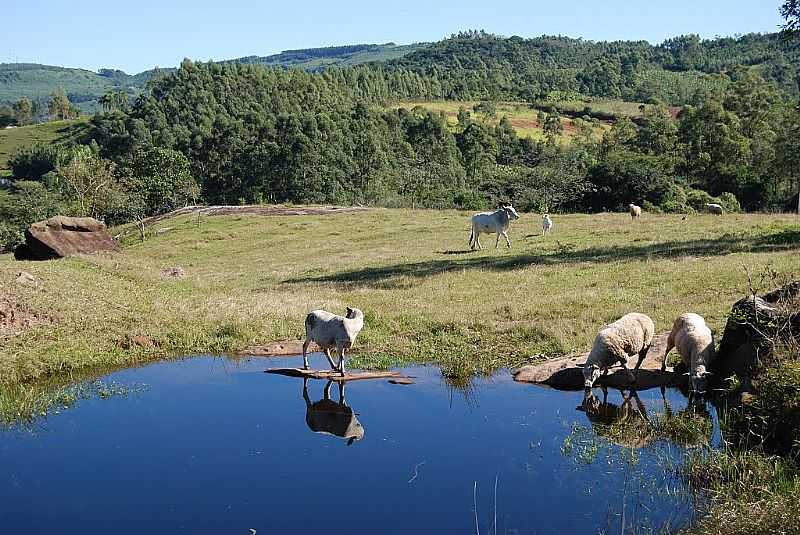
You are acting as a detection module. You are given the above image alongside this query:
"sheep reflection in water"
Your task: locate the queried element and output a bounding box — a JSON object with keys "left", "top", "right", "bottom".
{"left": 578, "top": 387, "right": 712, "bottom": 449}
{"left": 302, "top": 378, "right": 365, "bottom": 445}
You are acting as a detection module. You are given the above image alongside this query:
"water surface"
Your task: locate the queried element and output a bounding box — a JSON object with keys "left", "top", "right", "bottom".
{"left": 0, "top": 355, "right": 711, "bottom": 534}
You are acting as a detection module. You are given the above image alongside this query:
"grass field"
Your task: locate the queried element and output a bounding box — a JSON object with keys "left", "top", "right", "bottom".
{"left": 0, "top": 118, "right": 90, "bottom": 176}
{"left": 1, "top": 208, "right": 798, "bottom": 389}
{"left": 391, "top": 100, "right": 612, "bottom": 142}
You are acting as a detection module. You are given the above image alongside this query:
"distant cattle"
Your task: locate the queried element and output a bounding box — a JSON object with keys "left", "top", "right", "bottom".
{"left": 469, "top": 203, "right": 521, "bottom": 250}
{"left": 629, "top": 204, "right": 642, "bottom": 219}
{"left": 705, "top": 203, "right": 724, "bottom": 215}
{"left": 542, "top": 214, "right": 553, "bottom": 236}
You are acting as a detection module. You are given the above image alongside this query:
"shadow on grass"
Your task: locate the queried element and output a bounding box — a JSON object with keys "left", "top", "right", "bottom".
{"left": 285, "top": 228, "right": 800, "bottom": 288}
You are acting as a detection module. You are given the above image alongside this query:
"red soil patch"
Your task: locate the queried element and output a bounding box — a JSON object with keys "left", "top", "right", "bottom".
{"left": 0, "top": 293, "right": 51, "bottom": 337}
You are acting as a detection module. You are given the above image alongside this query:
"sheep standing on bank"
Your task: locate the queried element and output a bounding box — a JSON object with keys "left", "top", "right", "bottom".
{"left": 705, "top": 203, "right": 724, "bottom": 215}
{"left": 302, "top": 307, "right": 365, "bottom": 374}
{"left": 542, "top": 214, "right": 553, "bottom": 236}
{"left": 661, "top": 313, "right": 715, "bottom": 392}
{"left": 583, "top": 313, "right": 655, "bottom": 388}
{"left": 629, "top": 204, "right": 642, "bottom": 219}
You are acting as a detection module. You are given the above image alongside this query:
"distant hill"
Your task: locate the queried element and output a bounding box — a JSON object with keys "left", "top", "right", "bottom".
{"left": 0, "top": 43, "right": 425, "bottom": 113}
{"left": 226, "top": 42, "right": 426, "bottom": 70}
{"left": 1, "top": 31, "right": 798, "bottom": 113}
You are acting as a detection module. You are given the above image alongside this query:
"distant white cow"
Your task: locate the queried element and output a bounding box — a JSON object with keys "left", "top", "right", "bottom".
{"left": 542, "top": 214, "right": 553, "bottom": 236}
{"left": 629, "top": 204, "right": 642, "bottom": 219}
{"left": 705, "top": 203, "right": 724, "bottom": 215}
{"left": 469, "top": 203, "right": 521, "bottom": 250}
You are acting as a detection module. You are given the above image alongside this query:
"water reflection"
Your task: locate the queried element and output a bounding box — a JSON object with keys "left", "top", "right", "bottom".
{"left": 302, "top": 378, "right": 365, "bottom": 445}
{"left": 578, "top": 387, "right": 713, "bottom": 449}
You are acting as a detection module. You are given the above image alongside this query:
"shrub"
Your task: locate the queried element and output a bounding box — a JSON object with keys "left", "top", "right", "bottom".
{"left": 718, "top": 191, "right": 742, "bottom": 213}
{"left": 9, "top": 144, "right": 71, "bottom": 181}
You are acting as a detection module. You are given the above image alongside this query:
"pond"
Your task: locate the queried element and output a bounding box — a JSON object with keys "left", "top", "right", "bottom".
{"left": 0, "top": 355, "right": 717, "bottom": 534}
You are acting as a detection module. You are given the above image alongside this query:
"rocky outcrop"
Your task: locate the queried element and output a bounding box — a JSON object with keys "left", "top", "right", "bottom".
{"left": 14, "top": 216, "right": 120, "bottom": 261}
{"left": 513, "top": 333, "right": 687, "bottom": 390}
{"left": 713, "top": 282, "right": 800, "bottom": 386}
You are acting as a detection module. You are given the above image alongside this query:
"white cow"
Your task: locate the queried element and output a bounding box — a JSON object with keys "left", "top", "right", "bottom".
{"left": 542, "top": 214, "right": 553, "bottom": 236}
{"left": 705, "top": 203, "right": 724, "bottom": 215}
{"left": 469, "top": 203, "right": 520, "bottom": 250}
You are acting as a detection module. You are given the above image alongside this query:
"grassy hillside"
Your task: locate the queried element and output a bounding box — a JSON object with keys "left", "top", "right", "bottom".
{"left": 231, "top": 42, "right": 426, "bottom": 70}
{"left": 0, "top": 118, "right": 89, "bottom": 176}
{"left": 1, "top": 208, "right": 797, "bottom": 387}
{"left": 391, "top": 100, "right": 614, "bottom": 142}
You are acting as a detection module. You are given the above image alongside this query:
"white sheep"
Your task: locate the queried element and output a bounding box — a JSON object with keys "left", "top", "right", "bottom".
{"left": 661, "top": 313, "right": 715, "bottom": 393}
{"left": 705, "top": 203, "right": 724, "bottom": 215}
{"left": 542, "top": 214, "right": 553, "bottom": 236}
{"left": 629, "top": 204, "right": 642, "bottom": 219}
{"left": 583, "top": 313, "right": 655, "bottom": 388}
{"left": 302, "top": 307, "right": 365, "bottom": 374}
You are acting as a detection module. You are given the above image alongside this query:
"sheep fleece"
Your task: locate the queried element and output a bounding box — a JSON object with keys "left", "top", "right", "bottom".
{"left": 587, "top": 313, "right": 655, "bottom": 369}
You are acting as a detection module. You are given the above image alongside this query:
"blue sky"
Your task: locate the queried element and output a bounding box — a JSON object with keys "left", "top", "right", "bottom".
{"left": 4, "top": 0, "right": 787, "bottom": 73}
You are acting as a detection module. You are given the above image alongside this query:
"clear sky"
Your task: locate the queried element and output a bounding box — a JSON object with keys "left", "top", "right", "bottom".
{"left": 3, "top": 0, "right": 787, "bottom": 74}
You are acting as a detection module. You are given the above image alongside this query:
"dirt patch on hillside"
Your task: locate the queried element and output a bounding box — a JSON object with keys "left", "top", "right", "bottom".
{"left": 141, "top": 205, "right": 369, "bottom": 227}
{"left": 0, "top": 293, "right": 51, "bottom": 337}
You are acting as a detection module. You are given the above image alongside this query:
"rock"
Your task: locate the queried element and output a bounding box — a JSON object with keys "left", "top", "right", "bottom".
{"left": 14, "top": 216, "right": 120, "bottom": 261}
{"left": 265, "top": 368, "right": 408, "bottom": 382}
{"left": 512, "top": 333, "right": 687, "bottom": 391}
{"left": 388, "top": 377, "right": 415, "bottom": 385}
{"left": 714, "top": 281, "right": 800, "bottom": 386}
{"left": 161, "top": 266, "right": 186, "bottom": 279}
{"left": 14, "top": 271, "right": 37, "bottom": 287}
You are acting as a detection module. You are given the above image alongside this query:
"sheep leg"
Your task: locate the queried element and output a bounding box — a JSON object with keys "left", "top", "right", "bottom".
{"left": 302, "top": 339, "right": 311, "bottom": 369}
{"left": 503, "top": 231, "right": 511, "bottom": 248}
{"left": 323, "top": 380, "right": 332, "bottom": 400}
{"left": 302, "top": 378, "right": 311, "bottom": 408}
{"left": 634, "top": 344, "right": 650, "bottom": 371}
{"left": 323, "top": 348, "right": 336, "bottom": 370}
{"left": 661, "top": 340, "right": 674, "bottom": 371}
{"left": 336, "top": 342, "right": 347, "bottom": 375}
{"left": 338, "top": 382, "right": 346, "bottom": 405}
{"left": 618, "top": 356, "right": 636, "bottom": 383}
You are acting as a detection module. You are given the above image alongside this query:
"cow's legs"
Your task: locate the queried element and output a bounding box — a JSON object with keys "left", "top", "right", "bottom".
{"left": 502, "top": 231, "right": 511, "bottom": 248}
{"left": 495, "top": 232, "right": 501, "bottom": 248}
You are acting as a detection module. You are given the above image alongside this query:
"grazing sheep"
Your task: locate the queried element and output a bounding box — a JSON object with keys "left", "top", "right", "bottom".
{"left": 705, "top": 203, "right": 724, "bottom": 215}
{"left": 303, "top": 379, "right": 364, "bottom": 445}
{"left": 661, "top": 313, "right": 715, "bottom": 393}
{"left": 469, "top": 203, "right": 521, "bottom": 250}
{"left": 542, "top": 214, "right": 553, "bottom": 236}
{"left": 629, "top": 204, "right": 642, "bottom": 219}
{"left": 583, "top": 313, "right": 655, "bottom": 388}
{"left": 302, "top": 307, "right": 365, "bottom": 374}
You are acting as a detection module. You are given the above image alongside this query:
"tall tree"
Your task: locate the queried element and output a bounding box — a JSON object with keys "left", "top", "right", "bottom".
{"left": 13, "top": 97, "right": 33, "bottom": 125}
{"left": 781, "top": 0, "right": 799, "bottom": 36}
{"left": 48, "top": 88, "right": 77, "bottom": 120}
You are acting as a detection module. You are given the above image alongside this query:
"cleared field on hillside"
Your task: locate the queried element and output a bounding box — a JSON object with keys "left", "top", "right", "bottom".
{"left": 0, "top": 118, "right": 89, "bottom": 175}
{"left": 391, "top": 100, "right": 614, "bottom": 141}
{"left": 1, "top": 208, "right": 797, "bottom": 386}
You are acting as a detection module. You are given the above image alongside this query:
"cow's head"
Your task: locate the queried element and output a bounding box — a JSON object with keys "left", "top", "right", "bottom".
{"left": 502, "top": 203, "right": 520, "bottom": 221}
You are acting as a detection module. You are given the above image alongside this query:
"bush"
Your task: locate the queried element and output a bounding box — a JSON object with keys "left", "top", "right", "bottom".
{"left": 9, "top": 144, "right": 71, "bottom": 181}
{"left": 452, "top": 189, "right": 485, "bottom": 210}
{"left": 718, "top": 191, "right": 742, "bottom": 213}
{"left": 0, "top": 222, "right": 24, "bottom": 252}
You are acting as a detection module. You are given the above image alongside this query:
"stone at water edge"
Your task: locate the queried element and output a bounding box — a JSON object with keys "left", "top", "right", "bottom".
{"left": 14, "top": 216, "right": 120, "bottom": 261}
{"left": 512, "top": 333, "right": 688, "bottom": 390}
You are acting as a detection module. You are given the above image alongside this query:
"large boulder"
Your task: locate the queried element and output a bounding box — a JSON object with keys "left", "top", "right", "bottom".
{"left": 14, "top": 216, "right": 120, "bottom": 260}
{"left": 713, "top": 281, "right": 800, "bottom": 387}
